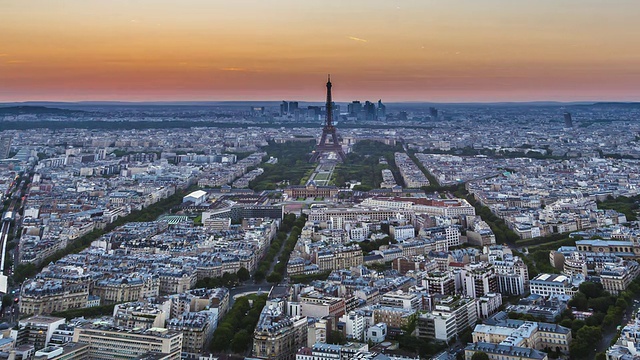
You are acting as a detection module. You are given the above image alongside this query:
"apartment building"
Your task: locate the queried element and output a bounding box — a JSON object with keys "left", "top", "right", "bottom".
{"left": 295, "top": 342, "right": 370, "bottom": 360}
{"left": 166, "top": 311, "right": 216, "bottom": 354}
{"left": 421, "top": 225, "right": 461, "bottom": 248}
{"left": 529, "top": 274, "right": 580, "bottom": 298}
{"left": 473, "top": 320, "right": 571, "bottom": 354}
{"left": 373, "top": 306, "right": 416, "bottom": 329}
{"left": 113, "top": 301, "right": 170, "bottom": 329}
{"left": 380, "top": 290, "right": 421, "bottom": 311}
{"left": 306, "top": 208, "right": 414, "bottom": 225}
{"left": 14, "top": 316, "right": 66, "bottom": 352}
{"left": 158, "top": 270, "right": 197, "bottom": 295}
{"left": 464, "top": 342, "right": 548, "bottom": 360}
{"left": 607, "top": 313, "right": 640, "bottom": 359}
{"left": 72, "top": 324, "right": 183, "bottom": 360}
{"left": 93, "top": 275, "right": 160, "bottom": 304}
{"left": 300, "top": 296, "right": 345, "bottom": 319}
{"left": 33, "top": 343, "right": 90, "bottom": 360}
{"left": 390, "top": 225, "right": 415, "bottom": 242}
{"left": 416, "top": 296, "right": 477, "bottom": 342}
{"left": 316, "top": 245, "right": 363, "bottom": 272}
{"left": 422, "top": 271, "right": 456, "bottom": 296}
{"left": 339, "top": 311, "right": 366, "bottom": 341}
{"left": 600, "top": 262, "right": 640, "bottom": 295}
{"left": 252, "top": 301, "right": 308, "bottom": 360}
{"left": 476, "top": 293, "right": 503, "bottom": 319}
{"left": 20, "top": 280, "right": 89, "bottom": 316}
{"left": 462, "top": 263, "right": 498, "bottom": 298}
{"left": 360, "top": 197, "right": 475, "bottom": 217}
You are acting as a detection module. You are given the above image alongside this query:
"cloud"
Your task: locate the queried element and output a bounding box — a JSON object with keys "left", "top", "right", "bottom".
{"left": 347, "top": 36, "right": 368, "bottom": 43}
{"left": 219, "top": 67, "right": 263, "bottom": 73}
{"left": 0, "top": 54, "right": 7, "bottom": 57}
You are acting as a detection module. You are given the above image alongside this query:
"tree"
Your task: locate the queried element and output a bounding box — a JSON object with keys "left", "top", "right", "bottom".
{"left": 266, "top": 272, "right": 282, "bottom": 284}
{"left": 210, "top": 294, "right": 267, "bottom": 353}
{"left": 210, "top": 325, "right": 233, "bottom": 352}
{"left": 559, "top": 319, "right": 573, "bottom": 329}
{"left": 237, "top": 267, "right": 250, "bottom": 282}
{"left": 579, "top": 282, "right": 604, "bottom": 299}
{"left": 570, "top": 326, "right": 602, "bottom": 358}
{"left": 327, "top": 330, "right": 347, "bottom": 345}
{"left": 571, "top": 319, "right": 585, "bottom": 334}
{"left": 471, "top": 352, "right": 490, "bottom": 360}
{"left": 221, "top": 271, "right": 238, "bottom": 287}
{"left": 568, "top": 292, "right": 588, "bottom": 311}
{"left": 570, "top": 339, "right": 590, "bottom": 359}
{"left": 587, "top": 296, "right": 615, "bottom": 313}
{"left": 585, "top": 312, "right": 605, "bottom": 327}
{"left": 253, "top": 269, "right": 265, "bottom": 282}
{"left": 14, "top": 263, "right": 37, "bottom": 283}
{"left": 230, "top": 329, "right": 251, "bottom": 353}
{"left": 616, "top": 297, "right": 629, "bottom": 310}
{"left": 2, "top": 294, "right": 13, "bottom": 309}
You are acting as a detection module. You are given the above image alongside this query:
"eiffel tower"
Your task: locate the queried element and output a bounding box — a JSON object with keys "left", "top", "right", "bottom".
{"left": 310, "top": 75, "right": 347, "bottom": 162}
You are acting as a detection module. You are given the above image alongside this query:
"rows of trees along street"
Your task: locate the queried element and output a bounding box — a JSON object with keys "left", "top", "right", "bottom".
{"left": 253, "top": 213, "right": 306, "bottom": 282}
{"left": 463, "top": 194, "right": 520, "bottom": 244}
{"left": 210, "top": 294, "right": 268, "bottom": 354}
{"left": 266, "top": 214, "right": 307, "bottom": 283}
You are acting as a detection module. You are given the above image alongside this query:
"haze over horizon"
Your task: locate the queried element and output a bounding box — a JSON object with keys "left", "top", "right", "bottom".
{"left": 2, "top": 0, "right": 640, "bottom": 102}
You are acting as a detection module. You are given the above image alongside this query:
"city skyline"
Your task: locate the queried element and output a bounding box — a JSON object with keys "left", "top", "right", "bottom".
{"left": 2, "top": 0, "right": 640, "bottom": 102}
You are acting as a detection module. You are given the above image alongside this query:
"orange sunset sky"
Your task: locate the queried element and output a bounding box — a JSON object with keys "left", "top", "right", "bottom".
{"left": 1, "top": 0, "right": 639, "bottom": 102}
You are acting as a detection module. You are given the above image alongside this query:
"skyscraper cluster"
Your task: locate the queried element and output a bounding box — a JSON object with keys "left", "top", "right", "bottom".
{"left": 280, "top": 101, "right": 299, "bottom": 116}
{"left": 347, "top": 99, "right": 386, "bottom": 121}
{"left": 277, "top": 98, "right": 385, "bottom": 122}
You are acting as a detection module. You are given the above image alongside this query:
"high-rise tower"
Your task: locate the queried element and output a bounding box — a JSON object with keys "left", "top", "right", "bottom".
{"left": 0, "top": 136, "right": 12, "bottom": 159}
{"left": 310, "top": 75, "right": 346, "bottom": 162}
{"left": 564, "top": 112, "right": 573, "bottom": 128}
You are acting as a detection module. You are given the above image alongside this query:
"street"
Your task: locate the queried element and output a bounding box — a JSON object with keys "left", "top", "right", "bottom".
{"left": 596, "top": 297, "right": 640, "bottom": 356}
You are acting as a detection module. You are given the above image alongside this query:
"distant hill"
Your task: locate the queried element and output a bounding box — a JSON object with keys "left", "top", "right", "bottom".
{"left": 0, "top": 105, "right": 89, "bottom": 116}
{"left": 590, "top": 102, "right": 640, "bottom": 107}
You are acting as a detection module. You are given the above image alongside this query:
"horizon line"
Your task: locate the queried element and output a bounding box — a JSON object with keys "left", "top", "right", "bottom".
{"left": 2, "top": 100, "right": 639, "bottom": 106}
